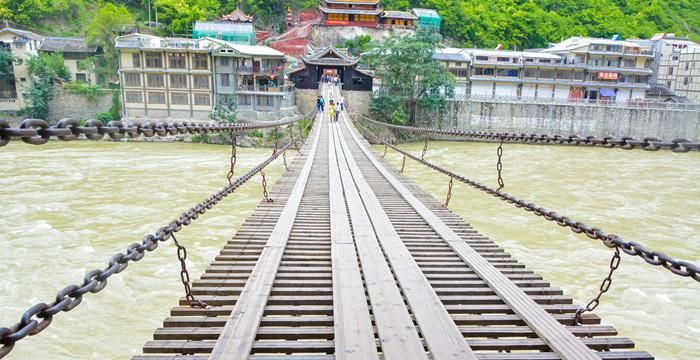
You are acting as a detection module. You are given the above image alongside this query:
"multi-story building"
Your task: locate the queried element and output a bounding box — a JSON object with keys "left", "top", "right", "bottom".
{"left": 320, "top": 0, "right": 383, "bottom": 27}
{"left": 669, "top": 46, "right": 700, "bottom": 101}
{"left": 379, "top": 11, "right": 417, "bottom": 29}
{"left": 0, "top": 27, "right": 98, "bottom": 112}
{"left": 434, "top": 48, "right": 471, "bottom": 97}
{"left": 631, "top": 34, "right": 696, "bottom": 90}
{"left": 115, "top": 33, "right": 294, "bottom": 122}
{"left": 542, "top": 37, "right": 653, "bottom": 102}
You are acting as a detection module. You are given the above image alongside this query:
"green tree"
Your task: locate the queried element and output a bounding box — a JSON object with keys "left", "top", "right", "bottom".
{"left": 23, "top": 53, "right": 69, "bottom": 119}
{"left": 154, "top": 0, "right": 220, "bottom": 35}
{"left": 86, "top": 2, "right": 134, "bottom": 83}
{"left": 0, "top": 48, "right": 14, "bottom": 81}
{"left": 344, "top": 35, "right": 372, "bottom": 56}
{"left": 365, "top": 31, "right": 455, "bottom": 124}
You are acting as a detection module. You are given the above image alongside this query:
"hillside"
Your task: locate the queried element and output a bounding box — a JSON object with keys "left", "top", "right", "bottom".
{"left": 0, "top": 0, "right": 699, "bottom": 49}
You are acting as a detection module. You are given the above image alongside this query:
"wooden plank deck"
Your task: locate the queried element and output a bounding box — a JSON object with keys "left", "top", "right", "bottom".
{"left": 134, "top": 84, "right": 653, "bottom": 360}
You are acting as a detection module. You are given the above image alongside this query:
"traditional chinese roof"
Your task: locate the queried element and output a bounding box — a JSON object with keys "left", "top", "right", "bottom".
{"left": 40, "top": 36, "right": 97, "bottom": 53}
{"left": 221, "top": 7, "right": 253, "bottom": 23}
{"left": 319, "top": 7, "right": 382, "bottom": 16}
{"left": 381, "top": 11, "right": 417, "bottom": 20}
{"left": 303, "top": 46, "right": 360, "bottom": 66}
{"left": 0, "top": 27, "right": 43, "bottom": 41}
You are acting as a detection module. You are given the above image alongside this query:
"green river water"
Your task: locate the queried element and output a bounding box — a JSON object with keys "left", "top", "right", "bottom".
{"left": 0, "top": 140, "right": 698, "bottom": 359}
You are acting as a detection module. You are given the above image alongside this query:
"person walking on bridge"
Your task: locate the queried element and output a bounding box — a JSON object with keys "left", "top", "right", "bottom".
{"left": 329, "top": 100, "right": 337, "bottom": 122}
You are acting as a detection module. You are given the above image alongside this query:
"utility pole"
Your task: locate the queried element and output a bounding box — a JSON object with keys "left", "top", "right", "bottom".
{"left": 148, "top": 0, "right": 152, "bottom": 27}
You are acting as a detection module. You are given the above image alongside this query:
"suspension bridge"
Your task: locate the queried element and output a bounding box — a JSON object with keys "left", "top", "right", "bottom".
{"left": 1, "top": 83, "right": 698, "bottom": 359}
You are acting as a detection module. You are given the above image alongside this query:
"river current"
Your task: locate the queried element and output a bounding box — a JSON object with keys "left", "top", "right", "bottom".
{"left": 0, "top": 140, "right": 698, "bottom": 359}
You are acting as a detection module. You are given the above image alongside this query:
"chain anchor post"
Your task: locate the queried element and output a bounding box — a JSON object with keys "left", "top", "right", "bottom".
{"left": 496, "top": 137, "right": 505, "bottom": 191}
{"left": 261, "top": 171, "right": 273, "bottom": 202}
{"left": 575, "top": 247, "right": 621, "bottom": 325}
{"left": 171, "top": 234, "right": 208, "bottom": 308}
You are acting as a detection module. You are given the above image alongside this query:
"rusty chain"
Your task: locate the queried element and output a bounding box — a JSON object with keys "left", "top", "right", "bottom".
{"left": 576, "top": 248, "right": 621, "bottom": 324}
{"left": 400, "top": 155, "right": 407, "bottom": 173}
{"left": 355, "top": 119, "right": 700, "bottom": 283}
{"left": 421, "top": 137, "right": 429, "bottom": 160}
{"left": 358, "top": 114, "right": 700, "bottom": 153}
{"left": 227, "top": 132, "right": 238, "bottom": 185}
{"left": 261, "top": 171, "right": 273, "bottom": 202}
{"left": 0, "top": 141, "right": 295, "bottom": 358}
{"left": 444, "top": 176, "right": 454, "bottom": 207}
{"left": 171, "top": 234, "right": 208, "bottom": 308}
{"left": 496, "top": 137, "right": 505, "bottom": 191}
{"left": 0, "top": 117, "right": 303, "bottom": 147}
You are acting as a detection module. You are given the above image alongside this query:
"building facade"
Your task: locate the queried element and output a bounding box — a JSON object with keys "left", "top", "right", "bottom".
{"left": 0, "top": 27, "right": 97, "bottom": 112}
{"left": 670, "top": 46, "right": 700, "bottom": 101}
{"left": 379, "top": 11, "right": 417, "bottom": 29}
{"left": 433, "top": 48, "right": 471, "bottom": 97}
{"left": 320, "top": 0, "right": 383, "bottom": 27}
{"left": 116, "top": 33, "right": 294, "bottom": 122}
{"left": 412, "top": 8, "right": 441, "bottom": 32}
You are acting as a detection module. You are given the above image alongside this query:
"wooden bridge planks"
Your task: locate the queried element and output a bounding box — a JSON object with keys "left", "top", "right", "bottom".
{"left": 134, "top": 84, "right": 652, "bottom": 360}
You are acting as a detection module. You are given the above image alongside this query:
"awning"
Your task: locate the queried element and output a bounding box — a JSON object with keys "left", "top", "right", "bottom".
{"left": 599, "top": 88, "right": 616, "bottom": 97}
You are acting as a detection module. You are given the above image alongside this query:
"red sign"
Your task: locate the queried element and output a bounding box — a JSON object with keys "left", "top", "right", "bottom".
{"left": 597, "top": 72, "right": 619, "bottom": 80}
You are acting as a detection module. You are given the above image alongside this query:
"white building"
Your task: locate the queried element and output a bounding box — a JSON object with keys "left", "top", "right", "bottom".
{"left": 541, "top": 37, "right": 653, "bottom": 102}
{"left": 433, "top": 48, "right": 471, "bottom": 97}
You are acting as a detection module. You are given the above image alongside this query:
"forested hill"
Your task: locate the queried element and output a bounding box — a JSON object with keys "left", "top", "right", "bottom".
{"left": 1, "top": 0, "right": 699, "bottom": 49}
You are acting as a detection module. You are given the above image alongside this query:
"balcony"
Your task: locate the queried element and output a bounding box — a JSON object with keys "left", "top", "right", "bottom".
{"left": 236, "top": 65, "right": 284, "bottom": 76}
{"left": 236, "top": 83, "right": 295, "bottom": 94}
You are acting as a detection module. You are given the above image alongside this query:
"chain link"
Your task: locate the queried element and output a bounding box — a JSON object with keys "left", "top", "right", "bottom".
{"left": 358, "top": 114, "right": 700, "bottom": 153}
{"left": 421, "top": 137, "right": 429, "bottom": 160}
{"left": 283, "top": 150, "right": 289, "bottom": 171}
{"left": 355, "top": 119, "right": 700, "bottom": 283}
{"left": 0, "top": 142, "right": 296, "bottom": 358}
{"left": 444, "top": 176, "right": 454, "bottom": 207}
{"left": 261, "top": 171, "right": 273, "bottom": 202}
{"left": 171, "top": 234, "right": 208, "bottom": 308}
{"left": 400, "top": 155, "right": 407, "bottom": 173}
{"left": 496, "top": 137, "right": 505, "bottom": 191}
{"left": 575, "top": 248, "right": 621, "bottom": 324}
{"left": 227, "top": 132, "right": 237, "bottom": 185}
{"left": 0, "top": 117, "right": 305, "bottom": 148}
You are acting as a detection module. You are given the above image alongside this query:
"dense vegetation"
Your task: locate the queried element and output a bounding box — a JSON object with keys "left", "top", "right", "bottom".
{"left": 1, "top": 1, "right": 698, "bottom": 50}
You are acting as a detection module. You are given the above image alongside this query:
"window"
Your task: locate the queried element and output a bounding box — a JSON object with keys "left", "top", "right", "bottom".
{"left": 672, "top": 55, "right": 679, "bottom": 60}
{"left": 76, "top": 73, "right": 87, "bottom": 82}
{"left": 219, "top": 74, "right": 230, "bottom": 87}
{"left": 573, "top": 72, "right": 585, "bottom": 80}
{"left": 667, "top": 80, "right": 672, "bottom": 87}
{"left": 14, "top": 42, "right": 23, "bottom": 49}
{"left": 540, "top": 70, "right": 556, "bottom": 79}
{"left": 169, "top": 53, "right": 186, "bottom": 69}
{"left": 523, "top": 68, "right": 538, "bottom": 78}
{"left": 239, "top": 95, "right": 252, "bottom": 105}
{"left": 539, "top": 59, "right": 551, "bottom": 63}
{"left": 220, "top": 57, "right": 230, "bottom": 66}
{"left": 257, "top": 95, "right": 274, "bottom": 106}
{"left": 194, "top": 94, "right": 210, "bottom": 106}
{"left": 623, "top": 59, "right": 635, "bottom": 68}
{"left": 496, "top": 57, "right": 509, "bottom": 62}
{"left": 556, "top": 71, "right": 570, "bottom": 80}
{"left": 132, "top": 53, "right": 141, "bottom": 68}
{"left": 496, "top": 69, "right": 518, "bottom": 77}
{"left": 125, "top": 91, "right": 143, "bottom": 103}
{"left": 684, "top": 77, "right": 689, "bottom": 85}
{"left": 524, "top": 58, "right": 534, "bottom": 63}
{"left": 145, "top": 52, "right": 163, "bottom": 68}
{"left": 668, "top": 67, "right": 674, "bottom": 75}
{"left": 170, "top": 74, "right": 188, "bottom": 88}
{"left": 124, "top": 73, "right": 141, "bottom": 86}
{"left": 475, "top": 56, "right": 488, "bottom": 61}
{"left": 192, "top": 54, "right": 208, "bottom": 70}
{"left": 171, "top": 92, "right": 189, "bottom": 105}
{"left": 686, "top": 62, "right": 690, "bottom": 70}
{"left": 144, "top": 74, "right": 162, "bottom": 87}
{"left": 148, "top": 92, "right": 166, "bottom": 104}
{"left": 449, "top": 68, "right": 468, "bottom": 77}
{"left": 193, "top": 75, "right": 209, "bottom": 89}
{"left": 474, "top": 68, "right": 494, "bottom": 76}
{"left": 19, "top": 77, "right": 26, "bottom": 82}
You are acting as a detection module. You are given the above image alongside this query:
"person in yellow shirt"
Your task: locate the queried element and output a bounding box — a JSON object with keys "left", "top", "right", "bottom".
{"left": 328, "top": 100, "right": 336, "bottom": 122}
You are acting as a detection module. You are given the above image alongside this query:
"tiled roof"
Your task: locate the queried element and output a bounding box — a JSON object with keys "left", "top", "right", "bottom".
{"left": 381, "top": 11, "right": 417, "bottom": 20}
{"left": 221, "top": 7, "right": 253, "bottom": 22}
{"left": 319, "top": 7, "right": 382, "bottom": 16}
{"left": 303, "top": 46, "right": 359, "bottom": 66}
{"left": 40, "top": 36, "right": 97, "bottom": 53}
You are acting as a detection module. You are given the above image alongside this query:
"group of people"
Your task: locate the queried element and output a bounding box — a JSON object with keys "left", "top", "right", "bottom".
{"left": 316, "top": 95, "right": 345, "bottom": 122}
{"left": 322, "top": 74, "right": 341, "bottom": 87}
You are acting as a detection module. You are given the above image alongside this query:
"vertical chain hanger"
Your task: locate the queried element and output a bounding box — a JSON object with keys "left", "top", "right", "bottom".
{"left": 496, "top": 137, "right": 505, "bottom": 191}
{"left": 226, "top": 131, "right": 237, "bottom": 185}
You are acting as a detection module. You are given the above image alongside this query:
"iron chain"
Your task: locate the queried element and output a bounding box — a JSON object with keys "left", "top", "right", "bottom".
{"left": 0, "top": 117, "right": 303, "bottom": 148}
{"left": 421, "top": 138, "right": 429, "bottom": 160}
{"left": 358, "top": 114, "right": 700, "bottom": 153}
{"left": 356, "top": 119, "right": 700, "bottom": 283}
{"left": 400, "top": 155, "right": 407, "bottom": 173}
{"left": 283, "top": 150, "right": 289, "bottom": 171}
{"left": 171, "top": 234, "right": 208, "bottom": 308}
{"left": 261, "top": 171, "right": 273, "bottom": 202}
{"left": 444, "top": 176, "right": 454, "bottom": 208}
{"left": 575, "top": 248, "right": 621, "bottom": 324}
{"left": 496, "top": 137, "right": 505, "bottom": 191}
{"left": 227, "top": 132, "right": 238, "bottom": 185}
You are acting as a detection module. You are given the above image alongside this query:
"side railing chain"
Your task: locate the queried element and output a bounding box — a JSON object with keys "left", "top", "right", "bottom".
{"left": 0, "top": 129, "right": 298, "bottom": 359}
{"left": 355, "top": 117, "right": 700, "bottom": 285}
{"left": 358, "top": 114, "right": 700, "bottom": 153}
